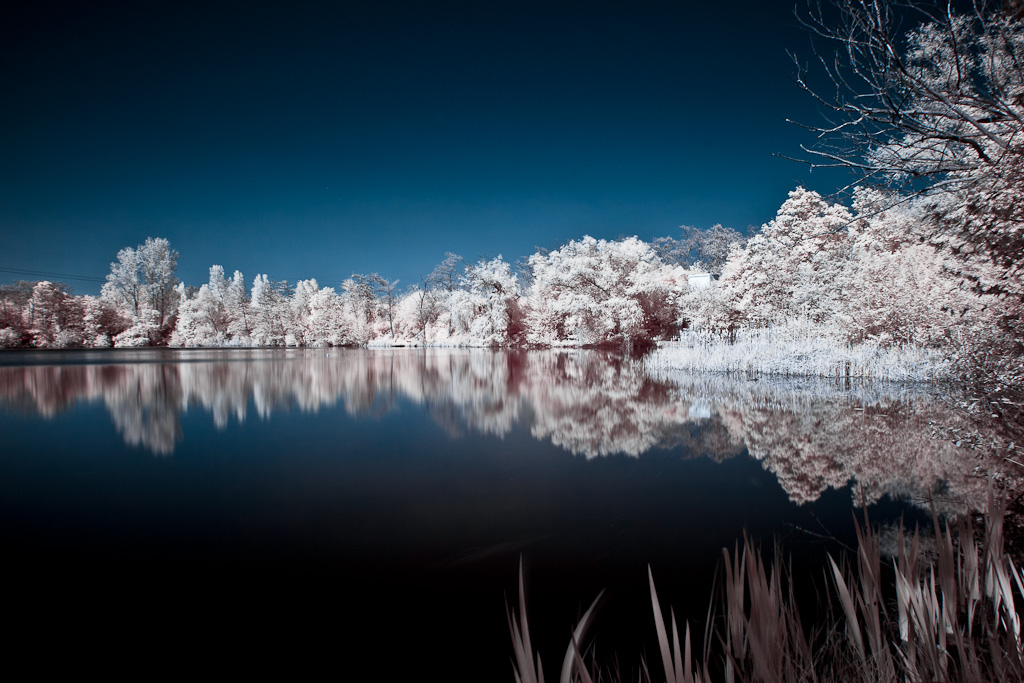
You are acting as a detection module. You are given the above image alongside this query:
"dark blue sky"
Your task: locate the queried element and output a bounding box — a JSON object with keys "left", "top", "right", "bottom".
{"left": 1, "top": 0, "right": 849, "bottom": 295}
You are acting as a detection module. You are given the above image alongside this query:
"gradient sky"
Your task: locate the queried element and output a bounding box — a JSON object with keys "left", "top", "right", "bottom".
{"left": 1, "top": 0, "right": 851, "bottom": 296}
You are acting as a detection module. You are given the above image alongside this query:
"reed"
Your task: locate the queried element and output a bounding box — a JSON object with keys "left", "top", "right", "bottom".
{"left": 510, "top": 493, "right": 1024, "bottom": 682}
{"left": 646, "top": 327, "right": 953, "bottom": 382}
{"left": 507, "top": 556, "right": 606, "bottom": 683}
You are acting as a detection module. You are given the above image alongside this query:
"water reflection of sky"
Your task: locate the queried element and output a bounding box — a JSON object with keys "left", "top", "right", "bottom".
{"left": 0, "top": 347, "right": 996, "bottom": 513}
{"left": 0, "top": 347, "right": 995, "bottom": 679}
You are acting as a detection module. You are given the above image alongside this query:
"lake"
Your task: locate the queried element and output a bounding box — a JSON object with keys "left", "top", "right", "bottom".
{"left": 0, "top": 348, "right": 989, "bottom": 678}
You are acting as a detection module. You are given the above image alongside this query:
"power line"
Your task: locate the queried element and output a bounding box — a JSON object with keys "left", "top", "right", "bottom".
{"left": 0, "top": 264, "right": 107, "bottom": 282}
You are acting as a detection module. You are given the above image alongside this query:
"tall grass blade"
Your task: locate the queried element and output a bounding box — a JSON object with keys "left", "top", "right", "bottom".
{"left": 683, "top": 620, "right": 693, "bottom": 683}
{"left": 507, "top": 557, "right": 542, "bottom": 683}
{"left": 827, "top": 554, "right": 866, "bottom": 666}
{"left": 649, "top": 566, "right": 702, "bottom": 683}
{"left": 649, "top": 565, "right": 679, "bottom": 683}
{"left": 567, "top": 630, "right": 594, "bottom": 683}
{"left": 559, "top": 589, "right": 606, "bottom": 683}
{"left": 670, "top": 608, "right": 682, "bottom": 683}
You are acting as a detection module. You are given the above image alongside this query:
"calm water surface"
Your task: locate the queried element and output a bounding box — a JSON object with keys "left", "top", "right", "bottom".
{"left": 0, "top": 348, "right": 985, "bottom": 677}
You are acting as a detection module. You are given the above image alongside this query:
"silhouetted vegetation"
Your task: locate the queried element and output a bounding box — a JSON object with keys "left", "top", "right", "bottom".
{"left": 511, "top": 491, "right": 1024, "bottom": 682}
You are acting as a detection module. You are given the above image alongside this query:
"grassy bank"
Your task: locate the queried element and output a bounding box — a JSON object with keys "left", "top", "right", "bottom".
{"left": 646, "top": 328, "right": 953, "bottom": 383}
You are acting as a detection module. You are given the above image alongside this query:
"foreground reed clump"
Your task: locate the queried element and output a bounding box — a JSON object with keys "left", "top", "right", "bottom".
{"left": 509, "top": 494, "right": 1024, "bottom": 682}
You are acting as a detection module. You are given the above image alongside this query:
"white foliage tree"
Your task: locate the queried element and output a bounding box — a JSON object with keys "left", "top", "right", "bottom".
{"left": 463, "top": 256, "right": 521, "bottom": 346}
{"left": 307, "top": 286, "right": 346, "bottom": 346}
{"left": 287, "top": 278, "right": 321, "bottom": 346}
{"left": 224, "top": 270, "right": 251, "bottom": 343}
{"left": 426, "top": 252, "right": 466, "bottom": 338}
{"left": 250, "top": 274, "right": 289, "bottom": 347}
{"left": 102, "top": 247, "right": 143, "bottom": 320}
{"left": 101, "top": 237, "right": 180, "bottom": 338}
{"left": 29, "top": 281, "right": 82, "bottom": 348}
{"left": 525, "top": 236, "right": 684, "bottom": 346}
{"left": 339, "top": 276, "right": 377, "bottom": 344}
{"left": 81, "top": 295, "right": 127, "bottom": 347}
{"left": 170, "top": 265, "right": 237, "bottom": 347}
{"left": 837, "top": 188, "right": 994, "bottom": 347}
{"left": 138, "top": 237, "right": 180, "bottom": 328}
{"left": 717, "top": 188, "right": 854, "bottom": 327}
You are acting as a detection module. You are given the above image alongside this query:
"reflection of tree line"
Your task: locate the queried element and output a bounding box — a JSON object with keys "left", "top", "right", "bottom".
{"left": 666, "top": 373, "right": 1002, "bottom": 515}
{"left": 0, "top": 350, "right": 1004, "bottom": 512}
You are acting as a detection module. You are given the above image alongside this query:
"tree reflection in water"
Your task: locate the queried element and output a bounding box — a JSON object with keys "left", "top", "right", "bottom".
{"left": 0, "top": 348, "right": 1006, "bottom": 513}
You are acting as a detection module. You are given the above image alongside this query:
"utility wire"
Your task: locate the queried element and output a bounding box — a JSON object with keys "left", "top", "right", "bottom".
{"left": 0, "top": 266, "right": 107, "bottom": 284}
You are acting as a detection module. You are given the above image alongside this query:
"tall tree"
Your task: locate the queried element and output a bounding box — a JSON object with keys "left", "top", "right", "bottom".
{"left": 463, "top": 256, "right": 521, "bottom": 346}
{"left": 225, "top": 270, "right": 251, "bottom": 341}
{"left": 138, "top": 237, "right": 180, "bottom": 328}
{"left": 717, "top": 188, "right": 854, "bottom": 326}
{"left": 350, "top": 273, "right": 400, "bottom": 339}
{"left": 426, "top": 252, "right": 466, "bottom": 336}
{"left": 102, "top": 246, "right": 143, "bottom": 319}
{"left": 29, "top": 281, "right": 82, "bottom": 347}
{"left": 249, "top": 274, "right": 290, "bottom": 346}
{"left": 102, "top": 237, "right": 180, "bottom": 329}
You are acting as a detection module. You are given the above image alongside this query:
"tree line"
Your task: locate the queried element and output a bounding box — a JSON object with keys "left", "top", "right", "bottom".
{"left": 0, "top": 183, "right": 999, "bottom": 357}
{"left": 0, "top": 230, "right": 741, "bottom": 351}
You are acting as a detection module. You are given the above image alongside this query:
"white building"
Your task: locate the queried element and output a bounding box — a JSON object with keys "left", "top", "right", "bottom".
{"left": 688, "top": 273, "right": 711, "bottom": 290}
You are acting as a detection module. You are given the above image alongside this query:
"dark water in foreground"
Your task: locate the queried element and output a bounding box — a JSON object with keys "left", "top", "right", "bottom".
{"left": 0, "top": 348, "right": 984, "bottom": 678}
